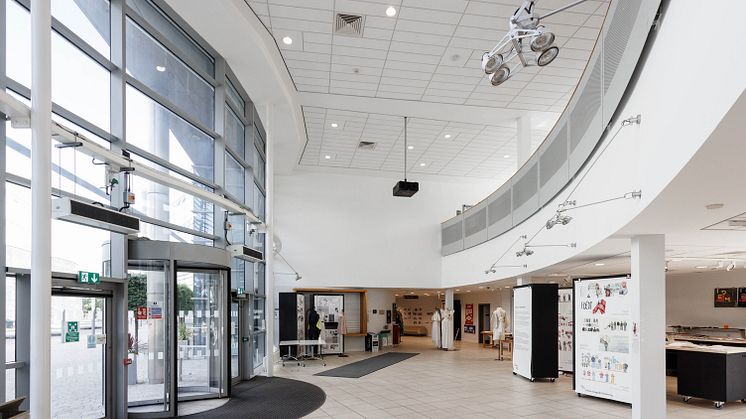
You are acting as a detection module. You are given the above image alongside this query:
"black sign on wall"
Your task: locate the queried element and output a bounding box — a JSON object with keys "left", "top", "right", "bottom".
{"left": 714, "top": 288, "right": 738, "bottom": 307}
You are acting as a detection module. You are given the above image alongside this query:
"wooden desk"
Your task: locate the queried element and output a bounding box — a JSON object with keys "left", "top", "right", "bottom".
{"left": 480, "top": 331, "right": 493, "bottom": 348}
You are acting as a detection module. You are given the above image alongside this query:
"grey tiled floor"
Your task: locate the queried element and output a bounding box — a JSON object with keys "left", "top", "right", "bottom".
{"left": 273, "top": 336, "right": 746, "bottom": 418}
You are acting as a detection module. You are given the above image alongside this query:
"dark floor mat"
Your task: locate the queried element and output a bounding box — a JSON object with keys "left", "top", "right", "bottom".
{"left": 178, "top": 376, "right": 325, "bottom": 419}
{"left": 314, "top": 352, "right": 419, "bottom": 378}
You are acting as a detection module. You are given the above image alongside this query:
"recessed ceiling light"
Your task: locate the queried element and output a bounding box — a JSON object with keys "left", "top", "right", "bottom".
{"left": 407, "top": 145, "right": 414, "bottom": 150}
{"left": 706, "top": 203, "right": 724, "bottom": 210}
{"left": 671, "top": 258, "right": 682, "bottom": 262}
{"left": 155, "top": 65, "right": 166, "bottom": 72}
{"left": 324, "top": 154, "right": 332, "bottom": 160}
{"left": 504, "top": 286, "right": 510, "bottom": 288}
{"left": 466, "top": 290, "right": 471, "bottom": 293}
{"left": 594, "top": 263, "right": 605, "bottom": 266}
{"left": 444, "top": 134, "right": 452, "bottom": 139}
{"left": 330, "top": 122, "right": 338, "bottom": 128}
{"left": 419, "top": 162, "right": 426, "bottom": 167}
{"left": 503, "top": 154, "right": 511, "bottom": 158}
{"left": 695, "top": 265, "right": 708, "bottom": 269}
{"left": 479, "top": 286, "right": 485, "bottom": 289}
{"left": 455, "top": 289, "right": 460, "bottom": 292}
{"left": 282, "top": 36, "right": 293, "bottom": 45}
{"left": 424, "top": 293, "right": 430, "bottom": 296}
{"left": 385, "top": 6, "right": 397, "bottom": 17}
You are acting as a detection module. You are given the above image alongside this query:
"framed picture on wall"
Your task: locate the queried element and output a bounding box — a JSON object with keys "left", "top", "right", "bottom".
{"left": 714, "top": 288, "right": 738, "bottom": 307}
{"left": 738, "top": 288, "right": 746, "bottom": 307}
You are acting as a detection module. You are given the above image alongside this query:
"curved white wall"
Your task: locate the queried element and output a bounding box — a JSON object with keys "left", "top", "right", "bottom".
{"left": 442, "top": 0, "right": 746, "bottom": 288}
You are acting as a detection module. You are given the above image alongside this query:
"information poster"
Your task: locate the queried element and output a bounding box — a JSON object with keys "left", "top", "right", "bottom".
{"left": 465, "top": 304, "right": 474, "bottom": 325}
{"left": 513, "top": 286, "right": 532, "bottom": 379}
{"left": 739, "top": 288, "right": 746, "bottom": 308}
{"left": 714, "top": 288, "right": 737, "bottom": 307}
{"left": 574, "top": 277, "right": 635, "bottom": 403}
{"left": 558, "top": 288, "right": 573, "bottom": 372}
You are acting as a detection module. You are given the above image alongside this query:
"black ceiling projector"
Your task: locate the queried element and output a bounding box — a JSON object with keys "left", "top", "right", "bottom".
{"left": 393, "top": 180, "right": 419, "bottom": 197}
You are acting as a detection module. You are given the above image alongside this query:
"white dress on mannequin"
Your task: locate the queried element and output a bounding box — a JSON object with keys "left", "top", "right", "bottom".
{"left": 440, "top": 309, "right": 454, "bottom": 350}
{"left": 431, "top": 310, "right": 442, "bottom": 347}
{"left": 492, "top": 307, "right": 509, "bottom": 341}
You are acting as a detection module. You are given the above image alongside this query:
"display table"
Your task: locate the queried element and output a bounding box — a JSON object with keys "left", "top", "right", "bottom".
{"left": 480, "top": 331, "right": 492, "bottom": 348}
{"left": 279, "top": 339, "right": 327, "bottom": 367}
{"left": 497, "top": 336, "right": 513, "bottom": 361}
{"left": 667, "top": 343, "right": 746, "bottom": 408}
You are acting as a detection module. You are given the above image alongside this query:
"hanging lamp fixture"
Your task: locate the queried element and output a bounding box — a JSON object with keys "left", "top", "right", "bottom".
{"left": 393, "top": 116, "right": 419, "bottom": 197}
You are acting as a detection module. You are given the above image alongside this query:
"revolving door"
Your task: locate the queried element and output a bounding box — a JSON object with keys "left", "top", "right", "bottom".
{"left": 127, "top": 240, "right": 231, "bottom": 417}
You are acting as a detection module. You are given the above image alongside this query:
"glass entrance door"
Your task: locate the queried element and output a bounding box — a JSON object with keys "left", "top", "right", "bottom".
{"left": 230, "top": 299, "right": 241, "bottom": 385}
{"left": 175, "top": 269, "right": 226, "bottom": 400}
{"left": 50, "top": 294, "right": 109, "bottom": 419}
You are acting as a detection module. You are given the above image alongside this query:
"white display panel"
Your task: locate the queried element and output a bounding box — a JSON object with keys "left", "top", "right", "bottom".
{"left": 574, "top": 277, "right": 636, "bottom": 403}
{"left": 558, "top": 288, "right": 574, "bottom": 372}
{"left": 512, "top": 286, "right": 532, "bottom": 379}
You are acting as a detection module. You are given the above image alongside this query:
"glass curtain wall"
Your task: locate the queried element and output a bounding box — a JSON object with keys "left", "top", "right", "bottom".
{"left": 1, "top": 0, "right": 267, "bottom": 406}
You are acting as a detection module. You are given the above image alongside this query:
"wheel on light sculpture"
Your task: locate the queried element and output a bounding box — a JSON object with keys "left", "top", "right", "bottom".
{"left": 489, "top": 65, "right": 511, "bottom": 86}
{"left": 531, "top": 31, "right": 556, "bottom": 52}
{"left": 537, "top": 46, "right": 559, "bottom": 66}
{"left": 482, "top": 52, "right": 503, "bottom": 74}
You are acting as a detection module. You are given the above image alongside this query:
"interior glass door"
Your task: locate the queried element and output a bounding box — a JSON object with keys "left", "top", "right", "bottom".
{"left": 175, "top": 269, "right": 225, "bottom": 400}
{"left": 50, "top": 294, "right": 108, "bottom": 419}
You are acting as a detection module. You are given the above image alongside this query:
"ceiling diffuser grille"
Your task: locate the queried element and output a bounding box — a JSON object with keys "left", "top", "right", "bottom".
{"left": 358, "top": 141, "right": 376, "bottom": 150}
{"left": 335, "top": 13, "right": 365, "bottom": 37}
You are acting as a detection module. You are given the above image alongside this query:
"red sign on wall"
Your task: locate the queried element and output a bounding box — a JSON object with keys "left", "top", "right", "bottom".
{"left": 465, "top": 304, "right": 474, "bottom": 325}
{"left": 135, "top": 307, "right": 148, "bottom": 320}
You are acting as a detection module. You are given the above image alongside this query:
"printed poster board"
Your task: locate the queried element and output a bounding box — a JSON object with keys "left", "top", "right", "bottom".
{"left": 512, "top": 286, "right": 532, "bottom": 379}
{"left": 558, "top": 288, "right": 574, "bottom": 372}
{"left": 739, "top": 288, "right": 746, "bottom": 308}
{"left": 714, "top": 288, "right": 738, "bottom": 307}
{"left": 465, "top": 304, "right": 474, "bottom": 325}
{"left": 574, "top": 276, "right": 635, "bottom": 404}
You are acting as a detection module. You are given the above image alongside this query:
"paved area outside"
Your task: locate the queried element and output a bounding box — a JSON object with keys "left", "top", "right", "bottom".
{"left": 274, "top": 336, "right": 746, "bottom": 419}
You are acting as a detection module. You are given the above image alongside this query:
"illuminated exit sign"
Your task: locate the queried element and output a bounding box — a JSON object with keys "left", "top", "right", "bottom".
{"left": 78, "top": 271, "right": 100, "bottom": 284}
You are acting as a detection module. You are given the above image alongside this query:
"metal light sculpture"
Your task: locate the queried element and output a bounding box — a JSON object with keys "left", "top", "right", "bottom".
{"left": 481, "top": 0, "right": 589, "bottom": 86}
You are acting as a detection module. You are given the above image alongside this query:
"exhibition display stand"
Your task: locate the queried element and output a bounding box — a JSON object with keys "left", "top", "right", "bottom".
{"left": 558, "top": 288, "right": 574, "bottom": 373}
{"left": 573, "top": 276, "right": 636, "bottom": 404}
{"left": 512, "top": 284, "right": 559, "bottom": 382}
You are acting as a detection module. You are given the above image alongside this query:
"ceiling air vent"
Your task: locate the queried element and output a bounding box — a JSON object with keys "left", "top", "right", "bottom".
{"left": 358, "top": 141, "right": 376, "bottom": 150}
{"left": 335, "top": 13, "right": 365, "bottom": 37}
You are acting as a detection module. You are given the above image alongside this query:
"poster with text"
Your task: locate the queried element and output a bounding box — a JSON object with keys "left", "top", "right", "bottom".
{"left": 574, "top": 276, "right": 635, "bottom": 404}
{"left": 558, "top": 288, "right": 574, "bottom": 372}
{"left": 513, "top": 286, "right": 533, "bottom": 379}
{"left": 465, "top": 304, "right": 474, "bottom": 325}
{"left": 739, "top": 288, "right": 746, "bottom": 308}
{"left": 714, "top": 288, "right": 737, "bottom": 307}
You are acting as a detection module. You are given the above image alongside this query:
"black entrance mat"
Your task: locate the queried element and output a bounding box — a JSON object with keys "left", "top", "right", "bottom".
{"left": 178, "top": 377, "right": 325, "bottom": 419}
{"left": 314, "top": 352, "right": 419, "bottom": 378}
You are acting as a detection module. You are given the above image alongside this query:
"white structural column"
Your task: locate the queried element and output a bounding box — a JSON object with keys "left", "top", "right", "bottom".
{"left": 516, "top": 115, "right": 532, "bottom": 168}
{"left": 630, "top": 235, "right": 666, "bottom": 419}
{"left": 30, "top": 0, "right": 52, "bottom": 416}
{"left": 264, "top": 104, "right": 275, "bottom": 377}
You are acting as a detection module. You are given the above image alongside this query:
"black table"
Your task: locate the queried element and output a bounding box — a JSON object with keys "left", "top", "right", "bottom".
{"left": 667, "top": 346, "right": 746, "bottom": 409}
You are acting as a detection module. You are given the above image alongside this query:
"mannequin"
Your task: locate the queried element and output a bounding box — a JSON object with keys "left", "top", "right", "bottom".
{"left": 440, "top": 308, "right": 454, "bottom": 350}
{"left": 492, "top": 307, "right": 509, "bottom": 341}
{"left": 431, "top": 309, "right": 442, "bottom": 348}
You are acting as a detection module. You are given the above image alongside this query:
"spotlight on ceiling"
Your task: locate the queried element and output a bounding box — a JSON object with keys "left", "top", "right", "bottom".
{"left": 386, "top": 6, "right": 397, "bottom": 17}
{"left": 282, "top": 36, "right": 293, "bottom": 45}
{"left": 546, "top": 213, "right": 572, "bottom": 229}
{"left": 480, "top": 0, "right": 590, "bottom": 87}
{"left": 726, "top": 261, "right": 736, "bottom": 271}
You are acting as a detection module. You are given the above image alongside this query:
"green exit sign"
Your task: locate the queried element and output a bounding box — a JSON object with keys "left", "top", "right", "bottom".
{"left": 78, "top": 271, "right": 100, "bottom": 284}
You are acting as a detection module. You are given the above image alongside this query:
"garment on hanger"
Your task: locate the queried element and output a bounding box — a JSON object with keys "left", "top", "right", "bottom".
{"left": 440, "top": 308, "right": 454, "bottom": 350}
{"left": 492, "top": 307, "right": 509, "bottom": 341}
{"left": 338, "top": 312, "right": 347, "bottom": 335}
{"left": 307, "top": 309, "right": 321, "bottom": 340}
{"left": 431, "top": 309, "right": 442, "bottom": 347}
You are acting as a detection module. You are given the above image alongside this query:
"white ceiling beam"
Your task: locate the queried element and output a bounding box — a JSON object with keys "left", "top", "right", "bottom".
{"left": 297, "top": 91, "right": 558, "bottom": 126}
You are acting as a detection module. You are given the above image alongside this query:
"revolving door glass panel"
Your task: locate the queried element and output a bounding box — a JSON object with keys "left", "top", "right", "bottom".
{"left": 127, "top": 262, "right": 171, "bottom": 414}
{"left": 176, "top": 269, "right": 225, "bottom": 399}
